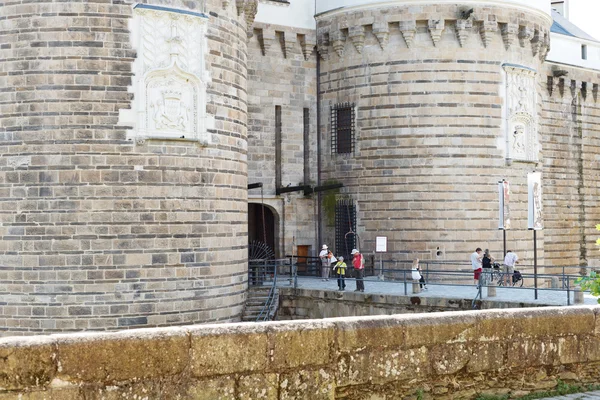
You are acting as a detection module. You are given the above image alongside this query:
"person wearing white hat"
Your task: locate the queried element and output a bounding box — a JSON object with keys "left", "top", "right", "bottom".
{"left": 351, "top": 248, "right": 365, "bottom": 292}
{"left": 319, "top": 244, "right": 336, "bottom": 281}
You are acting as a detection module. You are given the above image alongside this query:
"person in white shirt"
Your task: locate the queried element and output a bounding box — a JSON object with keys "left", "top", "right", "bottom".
{"left": 470, "top": 248, "right": 483, "bottom": 285}
{"left": 318, "top": 244, "right": 336, "bottom": 281}
{"left": 503, "top": 250, "right": 519, "bottom": 286}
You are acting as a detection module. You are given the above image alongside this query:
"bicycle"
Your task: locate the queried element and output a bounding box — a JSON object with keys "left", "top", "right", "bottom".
{"left": 497, "top": 269, "right": 524, "bottom": 287}
{"left": 488, "top": 263, "right": 503, "bottom": 283}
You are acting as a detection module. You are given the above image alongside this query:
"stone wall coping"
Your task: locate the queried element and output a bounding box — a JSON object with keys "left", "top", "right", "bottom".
{"left": 0, "top": 306, "right": 597, "bottom": 348}
{"left": 1, "top": 306, "right": 599, "bottom": 397}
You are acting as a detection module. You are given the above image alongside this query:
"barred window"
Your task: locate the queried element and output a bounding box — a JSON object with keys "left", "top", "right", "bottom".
{"left": 331, "top": 103, "right": 355, "bottom": 155}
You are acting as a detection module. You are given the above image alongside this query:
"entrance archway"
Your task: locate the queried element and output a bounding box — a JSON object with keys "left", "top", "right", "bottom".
{"left": 248, "top": 203, "right": 278, "bottom": 259}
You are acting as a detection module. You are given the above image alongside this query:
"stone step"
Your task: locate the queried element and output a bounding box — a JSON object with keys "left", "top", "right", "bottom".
{"left": 244, "top": 306, "right": 265, "bottom": 312}
{"left": 248, "top": 289, "right": 271, "bottom": 294}
{"left": 246, "top": 296, "right": 269, "bottom": 301}
{"left": 246, "top": 301, "right": 268, "bottom": 306}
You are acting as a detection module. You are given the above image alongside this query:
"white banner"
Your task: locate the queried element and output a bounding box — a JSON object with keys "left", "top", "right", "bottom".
{"left": 498, "top": 180, "right": 511, "bottom": 230}
{"left": 528, "top": 172, "right": 543, "bottom": 230}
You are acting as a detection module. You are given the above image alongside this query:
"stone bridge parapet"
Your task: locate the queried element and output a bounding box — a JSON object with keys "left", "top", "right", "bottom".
{"left": 1, "top": 307, "right": 599, "bottom": 399}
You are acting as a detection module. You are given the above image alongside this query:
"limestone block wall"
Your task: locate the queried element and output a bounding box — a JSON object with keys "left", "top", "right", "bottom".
{"left": 0, "top": 0, "right": 250, "bottom": 335}
{"left": 317, "top": 3, "right": 552, "bottom": 262}
{"left": 276, "top": 287, "right": 547, "bottom": 320}
{"left": 247, "top": 22, "right": 318, "bottom": 256}
{"left": 1, "top": 307, "right": 599, "bottom": 399}
{"left": 540, "top": 63, "right": 600, "bottom": 268}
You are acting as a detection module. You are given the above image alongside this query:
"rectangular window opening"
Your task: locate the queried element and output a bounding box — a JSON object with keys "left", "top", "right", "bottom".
{"left": 582, "top": 44, "right": 588, "bottom": 60}
{"left": 331, "top": 103, "right": 355, "bottom": 155}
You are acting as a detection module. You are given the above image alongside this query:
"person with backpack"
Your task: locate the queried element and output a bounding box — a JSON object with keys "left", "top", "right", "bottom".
{"left": 482, "top": 249, "right": 494, "bottom": 269}
{"left": 333, "top": 256, "right": 347, "bottom": 291}
{"left": 503, "top": 250, "right": 519, "bottom": 286}
{"left": 319, "top": 244, "right": 336, "bottom": 281}
{"left": 411, "top": 258, "right": 427, "bottom": 290}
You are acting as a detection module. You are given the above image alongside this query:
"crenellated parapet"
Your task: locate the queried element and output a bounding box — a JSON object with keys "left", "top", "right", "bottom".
{"left": 544, "top": 61, "right": 600, "bottom": 101}
{"left": 252, "top": 23, "right": 316, "bottom": 60}
{"left": 547, "top": 75, "right": 600, "bottom": 102}
{"left": 316, "top": 4, "right": 552, "bottom": 62}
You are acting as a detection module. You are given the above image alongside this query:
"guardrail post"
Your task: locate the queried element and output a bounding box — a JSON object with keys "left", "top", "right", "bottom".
{"left": 567, "top": 275, "right": 570, "bottom": 306}
{"left": 412, "top": 281, "right": 421, "bottom": 294}
{"left": 293, "top": 260, "right": 298, "bottom": 289}
{"left": 487, "top": 270, "right": 496, "bottom": 297}
{"left": 574, "top": 280, "right": 584, "bottom": 305}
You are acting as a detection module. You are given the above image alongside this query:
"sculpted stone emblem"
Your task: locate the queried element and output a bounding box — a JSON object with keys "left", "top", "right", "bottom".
{"left": 126, "top": 5, "right": 211, "bottom": 144}
{"left": 512, "top": 124, "right": 526, "bottom": 156}
{"left": 504, "top": 65, "right": 538, "bottom": 162}
{"left": 152, "top": 90, "right": 189, "bottom": 131}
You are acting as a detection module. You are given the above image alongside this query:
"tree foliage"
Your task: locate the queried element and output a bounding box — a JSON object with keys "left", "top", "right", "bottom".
{"left": 575, "top": 224, "right": 600, "bottom": 303}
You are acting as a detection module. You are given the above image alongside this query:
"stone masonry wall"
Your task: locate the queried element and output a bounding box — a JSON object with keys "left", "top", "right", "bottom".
{"left": 0, "top": 0, "right": 250, "bottom": 335}
{"left": 540, "top": 62, "right": 600, "bottom": 268}
{"left": 317, "top": 4, "right": 552, "bottom": 262}
{"left": 1, "top": 307, "right": 600, "bottom": 399}
{"left": 276, "top": 287, "right": 547, "bottom": 320}
{"left": 247, "top": 22, "right": 318, "bottom": 256}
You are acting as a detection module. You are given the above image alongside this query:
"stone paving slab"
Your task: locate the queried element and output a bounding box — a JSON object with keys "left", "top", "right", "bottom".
{"left": 277, "top": 275, "right": 599, "bottom": 306}
{"left": 544, "top": 391, "right": 600, "bottom": 399}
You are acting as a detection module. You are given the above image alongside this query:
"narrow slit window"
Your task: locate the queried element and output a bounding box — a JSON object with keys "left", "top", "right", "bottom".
{"left": 303, "top": 108, "right": 310, "bottom": 185}
{"left": 582, "top": 44, "right": 588, "bottom": 60}
{"left": 275, "top": 105, "right": 282, "bottom": 189}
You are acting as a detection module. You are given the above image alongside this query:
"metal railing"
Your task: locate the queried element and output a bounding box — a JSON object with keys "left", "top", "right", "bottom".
{"left": 249, "top": 260, "right": 284, "bottom": 322}
{"left": 279, "top": 259, "right": 595, "bottom": 305}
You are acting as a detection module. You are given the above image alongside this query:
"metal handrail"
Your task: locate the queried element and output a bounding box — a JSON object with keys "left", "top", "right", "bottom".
{"left": 275, "top": 266, "right": 593, "bottom": 305}
{"left": 256, "top": 263, "right": 278, "bottom": 322}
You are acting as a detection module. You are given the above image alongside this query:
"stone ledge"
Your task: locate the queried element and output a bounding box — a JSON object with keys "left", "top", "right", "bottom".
{"left": 0, "top": 306, "right": 598, "bottom": 398}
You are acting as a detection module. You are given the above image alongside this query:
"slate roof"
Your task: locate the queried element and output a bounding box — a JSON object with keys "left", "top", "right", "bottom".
{"left": 551, "top": 9, "right": 599, "bottom": 42}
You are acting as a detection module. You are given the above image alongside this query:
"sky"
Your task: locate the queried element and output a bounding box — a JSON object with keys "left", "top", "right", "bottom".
{"left": 565, "top": 0, "right": 600, "bottom": 41}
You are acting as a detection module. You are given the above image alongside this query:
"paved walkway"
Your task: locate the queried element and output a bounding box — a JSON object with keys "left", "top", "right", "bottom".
{"left": 277, "top": 275, "right": 598, "bottom": 306}
{"left": 544, "top": 392, "right": 600, "bottom": 399}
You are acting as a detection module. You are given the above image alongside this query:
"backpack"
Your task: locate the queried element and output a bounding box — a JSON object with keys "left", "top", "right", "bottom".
{"left": 328, "top": 251, "right": 337, "bottom": 264}
{"left": 513, "top": 270, "right": 522, "bottom": 282}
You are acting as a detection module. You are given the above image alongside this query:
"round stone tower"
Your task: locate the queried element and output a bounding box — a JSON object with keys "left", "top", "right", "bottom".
{"left": 317, "top": 0, "right": 553, "bottom": 262}
{"left": 0, "top": 0, "right": 252, "bottom": 335}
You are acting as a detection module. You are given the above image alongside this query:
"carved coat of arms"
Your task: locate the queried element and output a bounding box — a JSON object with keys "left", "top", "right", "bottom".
{"left": 504, "top": 65, "right": 538, "bottom": 162}
{"left": 128, "top": 5, "right": 211, "bottom": 144}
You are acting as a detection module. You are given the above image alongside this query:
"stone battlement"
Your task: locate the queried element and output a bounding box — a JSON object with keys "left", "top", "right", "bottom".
{"left": 1, "top": 307, "right": 600, "bottom": 399}
{"left": 316, "top": 4, "right": 552, "bottom": 61}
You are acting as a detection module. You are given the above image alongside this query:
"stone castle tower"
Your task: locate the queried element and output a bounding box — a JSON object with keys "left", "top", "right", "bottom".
{"left": 317, "top": 1, "right": 552, "bottom": 260}
{"left": 247, "top": 0, "right": 599, "bottom": 270}
{"left": 1, "top": 0, "right": 599, "bottom": 335}
{"left": 0, "top": 0, "right": 255, "bottom": 335}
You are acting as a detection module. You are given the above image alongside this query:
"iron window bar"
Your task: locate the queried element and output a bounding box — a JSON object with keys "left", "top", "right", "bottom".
{"left": 331, "top": 102, "right": 355, "bottom": 155}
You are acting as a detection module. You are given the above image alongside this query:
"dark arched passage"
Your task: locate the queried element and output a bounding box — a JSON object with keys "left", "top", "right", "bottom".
{"left": 248, "top": 203, "right": 278, "bottom": 258}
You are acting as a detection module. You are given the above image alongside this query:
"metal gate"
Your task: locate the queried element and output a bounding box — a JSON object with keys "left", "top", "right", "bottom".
{"left": 335, "top": 198, "right": 356, "bottom": 262}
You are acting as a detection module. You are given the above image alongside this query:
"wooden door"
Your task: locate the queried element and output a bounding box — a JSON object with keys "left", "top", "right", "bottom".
{"left": 297, "top": 245, "right": 310, "bottom": 274}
